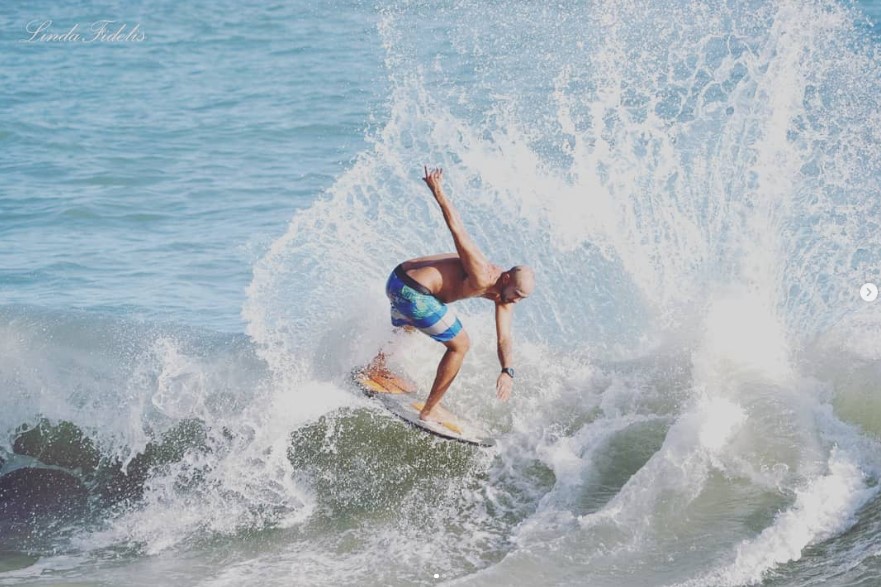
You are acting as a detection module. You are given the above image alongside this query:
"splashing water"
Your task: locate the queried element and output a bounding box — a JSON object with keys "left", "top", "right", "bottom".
{"left": 3, "top": 0, "right": 881, "bottom": 585}
{"left": 241, "top": 1, "right": 881, "bottom": 585}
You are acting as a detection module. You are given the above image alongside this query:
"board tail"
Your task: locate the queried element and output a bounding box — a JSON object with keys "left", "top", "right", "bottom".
{"left": 353, "top": 368, "right": 415, "bottom": 395}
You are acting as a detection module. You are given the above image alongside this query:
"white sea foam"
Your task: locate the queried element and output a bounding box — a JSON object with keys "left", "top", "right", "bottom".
{"left": 4, "top": 0, "right": 881, "bottom": 585}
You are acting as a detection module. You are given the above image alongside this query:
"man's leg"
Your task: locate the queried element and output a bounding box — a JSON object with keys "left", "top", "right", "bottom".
{"left": 419, "top": 329, "right": 471, "bottom": 422}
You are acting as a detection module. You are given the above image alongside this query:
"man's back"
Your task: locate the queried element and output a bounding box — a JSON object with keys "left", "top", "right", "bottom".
{"left": 401, "top": 254, "right": 502, "bottom": 304}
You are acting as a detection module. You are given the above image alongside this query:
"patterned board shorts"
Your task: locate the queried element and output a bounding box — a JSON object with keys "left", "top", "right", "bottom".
{"left": 386, "top": 265, "right": 463, "bottom": 343}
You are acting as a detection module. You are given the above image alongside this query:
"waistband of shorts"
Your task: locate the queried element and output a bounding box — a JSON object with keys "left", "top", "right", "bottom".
{"left": 393, "top": 264, "right": 433, "bottom": 296}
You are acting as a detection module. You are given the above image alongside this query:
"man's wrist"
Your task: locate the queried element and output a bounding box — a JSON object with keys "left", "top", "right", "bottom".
{"left": 501, "top": 367, "right": 515, "bottom": 379}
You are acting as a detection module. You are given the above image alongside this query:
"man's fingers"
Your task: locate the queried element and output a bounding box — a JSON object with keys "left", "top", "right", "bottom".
{"left": 422, "top": 166, "right": 444, "bottom": 188}
{"left": 496, "top": 377, "right": 512, "bottom": 401}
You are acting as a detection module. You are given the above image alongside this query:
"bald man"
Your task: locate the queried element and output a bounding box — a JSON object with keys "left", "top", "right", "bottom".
{"left": 373, "top": 167, "right": 535, "bottom": 423}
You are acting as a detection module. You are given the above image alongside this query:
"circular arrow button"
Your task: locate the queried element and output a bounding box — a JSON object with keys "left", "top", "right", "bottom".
{"left": 861, "top": 283, "right": 878, "bottom": 302}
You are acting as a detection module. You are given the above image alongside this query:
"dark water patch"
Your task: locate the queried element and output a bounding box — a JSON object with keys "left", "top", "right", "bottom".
{"left": 6, "top": 418, "right": 211, "bottom": 507}
{"left": 583, "top": 418, "right": 669, "bottom": 512}
{"left": 13, "top": 419, "right": 101, "bottom": 473}
{"left": 0, "top": 468, "right": 88, "bottom": 542}
{"left": 97, "top": 419, "right": 210, "bottom": 505}
{"left": 0, "top": 417, "right": 217, "bottom": 557}
{"left": 0, "top": 550, "right": 40, "bottom": 573}
{"left": 288, "top": 408, "right": 483, "bottom": 525}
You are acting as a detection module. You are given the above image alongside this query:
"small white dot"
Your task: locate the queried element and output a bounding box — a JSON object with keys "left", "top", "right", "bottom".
{"left": 434, "top": 574, "right": 439, "bottom": 579}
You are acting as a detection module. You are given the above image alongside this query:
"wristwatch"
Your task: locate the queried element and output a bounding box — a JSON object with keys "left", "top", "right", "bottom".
{"left": 501, "top": 367, "right": 515, "bottom": 379}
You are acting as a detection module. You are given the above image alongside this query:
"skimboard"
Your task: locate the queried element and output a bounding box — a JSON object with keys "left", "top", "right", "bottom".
{"left": 353, "top": 368, "right": 495, "bottom": 448}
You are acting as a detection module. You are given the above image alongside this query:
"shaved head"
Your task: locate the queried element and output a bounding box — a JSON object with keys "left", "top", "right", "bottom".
{"left": 503, "top": 265, "right": 535, "bottom": 301}
{"left": 510, "top": 265, "right": 535, "bottom": 293}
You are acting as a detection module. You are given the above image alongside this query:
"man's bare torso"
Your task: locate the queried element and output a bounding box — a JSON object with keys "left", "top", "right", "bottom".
{"left": 400, "top": 254, "right": 502, "bottom": 304}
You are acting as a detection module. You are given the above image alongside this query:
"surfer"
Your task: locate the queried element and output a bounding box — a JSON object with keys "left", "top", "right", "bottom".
{"left": 371, "top": 167, "right": 535, "bottom": 423}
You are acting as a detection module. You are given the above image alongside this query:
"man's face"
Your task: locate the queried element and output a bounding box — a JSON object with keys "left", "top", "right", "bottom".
{"left": 501, "top": 283, "right": 528, "bottom": 304}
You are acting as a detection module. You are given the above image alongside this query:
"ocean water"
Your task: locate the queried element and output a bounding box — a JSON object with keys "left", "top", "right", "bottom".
{"left": 2, "top": 0, "right": 881, "bottom": 585}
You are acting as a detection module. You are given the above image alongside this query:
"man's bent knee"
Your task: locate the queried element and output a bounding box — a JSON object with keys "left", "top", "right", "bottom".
{"left": 444, "top": 329, "right": 470, "bottom": 354}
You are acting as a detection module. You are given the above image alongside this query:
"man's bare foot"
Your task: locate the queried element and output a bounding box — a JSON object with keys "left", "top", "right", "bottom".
{"left": 419, "top": 408, "right": 443, "bottom": 423}
{"left": 418, "top": 404, "right": 452, "bottom": 423}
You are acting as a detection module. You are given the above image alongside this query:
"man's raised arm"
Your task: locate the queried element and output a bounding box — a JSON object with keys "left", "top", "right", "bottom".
{"left": 422, "top": 167, "right": 492, "bottom": 286}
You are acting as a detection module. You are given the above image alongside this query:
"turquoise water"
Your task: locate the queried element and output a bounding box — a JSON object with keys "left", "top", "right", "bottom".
{"left": 2, "top": 1, "right": 881, "bottom": 586}
{"left": 2, "top": 1, "right": 384, "bottom": 331}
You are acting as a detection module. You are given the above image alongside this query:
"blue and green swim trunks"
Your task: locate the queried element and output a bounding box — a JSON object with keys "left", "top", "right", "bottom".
{"left": 386, "top": 265, "right": 463, "bottom": 343}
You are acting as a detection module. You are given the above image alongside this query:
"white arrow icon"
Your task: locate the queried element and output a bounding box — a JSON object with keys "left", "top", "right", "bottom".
{"left": 861, "top": 283, "right": 878, "bottom": 302}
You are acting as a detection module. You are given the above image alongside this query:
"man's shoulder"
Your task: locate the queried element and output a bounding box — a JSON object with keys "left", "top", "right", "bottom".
{"left": 468, "top": 262, "right": 500, "bottom": 287}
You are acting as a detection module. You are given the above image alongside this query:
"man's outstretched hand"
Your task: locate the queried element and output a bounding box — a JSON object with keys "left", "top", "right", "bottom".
{"left": 496, "top": 372, "right": 513, "bottom": 401}
{"left": 423, "top": 166, "right": 444, "bottom": 194}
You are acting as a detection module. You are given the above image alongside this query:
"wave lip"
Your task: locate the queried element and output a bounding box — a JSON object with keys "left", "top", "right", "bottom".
{"left": 681, "top": 447, "right": 878, "bottom": 587}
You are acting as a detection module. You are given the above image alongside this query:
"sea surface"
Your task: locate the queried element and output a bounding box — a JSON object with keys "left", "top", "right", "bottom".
{"left": 2, "top": 1, "right": 881, "bottom": 585}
